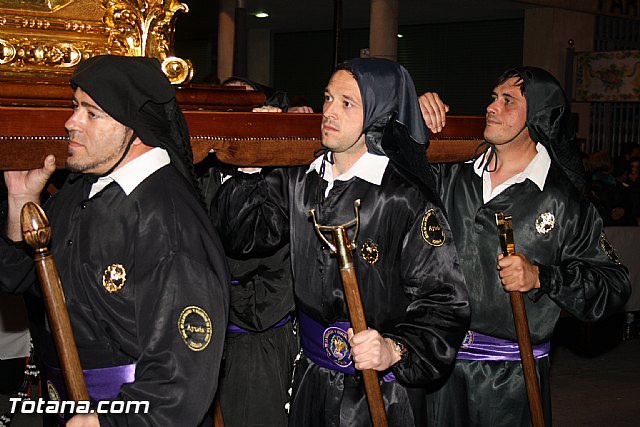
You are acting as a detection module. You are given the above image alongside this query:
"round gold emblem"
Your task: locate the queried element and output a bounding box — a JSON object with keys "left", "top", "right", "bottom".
{"left": 178, "top": 306, "right": 213, "bottom": 351}
{"left": 102, "top": 264, "right": 126, "bottom": 293}
{"left": 360, "top": 239, "right": 380, "bottom": 265}
{"left": 421, "top": 209, "right": 445, "bottom": 247}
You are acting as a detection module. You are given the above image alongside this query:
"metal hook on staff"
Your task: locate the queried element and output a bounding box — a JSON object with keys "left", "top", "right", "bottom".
{"left": 309, "top": 199, "right": 360, "bottom": 254}
{"left": 308, "top": 199, "right": 388, "bottom": 427}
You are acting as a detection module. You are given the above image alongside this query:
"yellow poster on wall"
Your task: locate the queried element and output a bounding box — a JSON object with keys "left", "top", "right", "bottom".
{"left": 575, "top": 50, "right": 640, "bottom": 102}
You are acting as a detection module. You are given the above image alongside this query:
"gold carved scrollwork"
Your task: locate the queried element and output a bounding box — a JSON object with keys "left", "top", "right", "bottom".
{"left": 0, "top": 39, "right": 85, "bottom": 67}
{"left": 0, "top": 1, "right": 193, "bottom": 83}
{"left": 102, "top": 0, "right": 193, "bottom": 83}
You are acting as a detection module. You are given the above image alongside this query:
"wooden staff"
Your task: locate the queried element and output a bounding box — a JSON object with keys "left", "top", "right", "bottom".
{"left": 495, "top": 211, "right": 545, "bottom": 427}
{"left": 309, "top": 200, "right": 388, "bottom": 427}
{"left": 20, "top": 202, "right": 90, "bottom": 402}
{"left": 213, "top": 397, "right": 225, "bottom": 427}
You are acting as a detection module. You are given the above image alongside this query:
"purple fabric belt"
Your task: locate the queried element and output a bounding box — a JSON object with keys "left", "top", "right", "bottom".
{"left": 45, "top": 363, "right": 135, "bottom": 423}
{"left": 298, "top": 311, "right": 396, "bottom": 382}
{"left": 456, "top": 330, "right": 550, "bottom": 361}
{"left": 227, "top": 314, "right": 292, "bottom": 333}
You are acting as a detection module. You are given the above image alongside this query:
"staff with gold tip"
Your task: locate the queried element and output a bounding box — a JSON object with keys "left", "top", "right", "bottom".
{"left": 495, "top": 211, "right": 545, "bottom": 427}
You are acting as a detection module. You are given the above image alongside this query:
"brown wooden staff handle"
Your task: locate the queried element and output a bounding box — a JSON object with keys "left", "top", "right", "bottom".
{"left": 496, "top": 211, "right": 545, "bottom": 427}
{"left": 510, "top": 291, "right": 545, "bottom": 427}
{"left": 20, "top": 202, "right": 90, "bottom": 402}
{"left": 213, "top": 396, "right": 225, "bottom": 427}
{"left": 340, "top": 267, "right": 389, "bottom": 427}
{"left": 308, "top": 206, "right": 388, "bottom": 427}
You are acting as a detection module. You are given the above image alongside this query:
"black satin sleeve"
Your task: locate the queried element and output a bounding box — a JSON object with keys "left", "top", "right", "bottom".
{"left": 383, "top": 204, "right": 470, "bottom": 386}
{"left": 211, "top": 168, "right": 291, "bottom": 257}
{"left": 0, "top": 193, "right": 39, "bottom": 295}
{"left": 0, "top": 236, "right": 37, "bottom": 294}
{"left": 532, "top": 197, "right": 631, "bottom": 321}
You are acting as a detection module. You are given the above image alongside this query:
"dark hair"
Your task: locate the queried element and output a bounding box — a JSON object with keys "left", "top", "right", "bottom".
{"left": 494, "top": 68, "right": 526, "bottom": 96}
{"left": 334, "top": 62, "right": 357, "bottom": 81}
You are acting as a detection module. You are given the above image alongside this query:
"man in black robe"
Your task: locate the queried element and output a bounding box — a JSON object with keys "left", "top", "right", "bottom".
{"left": 419, "top": 67, "right": 631, "bottom": 426}
{"left": 214, "top": 58, "right": 470, "bottom": 426}
{"left": 0, "top": 55, "right": 229, "bottom": 426}
{"left": 196, "top": 76, "right": 300, "bottom": 427}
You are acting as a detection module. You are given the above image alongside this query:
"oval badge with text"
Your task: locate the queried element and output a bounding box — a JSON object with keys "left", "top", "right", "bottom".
{"left": 323, "top": 327, "right": 352, "bottom": 367}
{"left": 178, "top": 306, "right": 213, "bottom": 351}
{"left": 421, "top": 209, "right": 445, "bottom": 247}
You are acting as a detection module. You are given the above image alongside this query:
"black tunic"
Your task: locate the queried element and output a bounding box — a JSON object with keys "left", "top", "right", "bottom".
{"left": 199, "top": 161, "right": 298, "bottom": 427}
{"left": 1, "top": 165, "right": 230, "bottom": 426}
{"left": 214, "top": 162, "right": 470, "bottom": 427}
{"left": 426, "top": 161, "right": 631, "bottom": 427}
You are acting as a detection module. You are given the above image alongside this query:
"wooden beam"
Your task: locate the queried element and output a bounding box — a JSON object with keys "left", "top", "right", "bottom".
{"left": 0, "top": 108, "right": 485, "bottom": 170}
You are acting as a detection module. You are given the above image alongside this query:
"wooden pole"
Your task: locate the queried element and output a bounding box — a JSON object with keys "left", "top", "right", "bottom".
{"left": 309, "top": 202, "right": 388, "bottom": 427}
{"left": 333, "top": 227, "right": 388, "bottom": 427}
{"left": 495, "top": 211, "right": 545, "bottom": 427}
{"left": 213, "top": 397, "right": 225, "bottom": 427}
{"left": 20, "top": 202, "right": 89, "bottom": 402}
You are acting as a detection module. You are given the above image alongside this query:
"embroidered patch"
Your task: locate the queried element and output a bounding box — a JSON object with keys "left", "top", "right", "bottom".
{"left": 600, "top": 233, "right": 621, "bottom": 265}
{"left": 178, "top": 306, "right": 213, "bottom": 352}
{"left": 535, "top": 212, "right": 555, "bottom": 234}
{"left": 360, "top": 239, "right": 380, "bottom": 265}
{"left": 102, "top": 264, "right": 127, "bottom": 293}
{"left": 323, "top": 327, "right": 352, "bottom": 367}
{"left": 47, "top": 380, "right": 59, "bottom": 401}
{"left": 461, "top": 331, "right": 474, "bottom": 349}
{"left": 421, "top": 209, "right": 445, "bottom": 247}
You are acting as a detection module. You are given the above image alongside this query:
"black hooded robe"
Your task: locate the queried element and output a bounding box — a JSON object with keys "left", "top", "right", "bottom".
{"left": 0, "top": 165, "right": 229, "bottom": 426}
{"left": 1, "top": 55, "right": 230, "bottom": 426}
{"left": 214, "top": 58, "right": 470, "bottom": 427}
{"left": 426, "top": 67, "right": 631, "bottom": 427}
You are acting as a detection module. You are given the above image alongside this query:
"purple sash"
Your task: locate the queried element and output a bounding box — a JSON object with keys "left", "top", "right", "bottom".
{"left": 298, "top": 311, "right": 396, "bottom": 382}
{"left": 227, "top": 314, "right": 292, "bottom": 333}
{"left": 456, "top": 330, "right": 550, "bottom": 361}
{"left": 45, "top": 363, "right": 136, "bottom": 423}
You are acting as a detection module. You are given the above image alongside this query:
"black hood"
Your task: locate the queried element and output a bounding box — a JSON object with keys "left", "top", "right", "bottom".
{"left": 513, "top": 66, "right": 586, "bottom": 192}
{"left": 70, "top": 55, "right": 195, "bottom": 186}
{"left": 338, "top": 57, "right": 440, "bottom": 205}
{"left": 339, "top": 57, "right": 429, "bottom": 154}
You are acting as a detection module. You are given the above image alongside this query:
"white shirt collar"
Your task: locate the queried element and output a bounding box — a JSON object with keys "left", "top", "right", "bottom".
{"left": 473, "top": 143, "right": 551, "bottom": 203}
{"left": 307, "top": 151, "right": 389, "bottom": 197}
{"left": 89, "top": 147, "right": 170, "bottom": 198}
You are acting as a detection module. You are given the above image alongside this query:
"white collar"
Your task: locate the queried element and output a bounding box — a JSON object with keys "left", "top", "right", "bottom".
{"left": 307, "top": 151, "right": 389, "bottom": 188}
{"left": 473, "top": 143, "right": 551, "bottom": 203}
{"left": 307, "top": 152, "right": 389, "bottom": 185}
{"left": 89, "top": 148, "right": 170, "bottom": 198}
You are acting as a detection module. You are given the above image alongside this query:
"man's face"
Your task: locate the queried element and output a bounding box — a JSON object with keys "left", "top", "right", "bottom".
{"left": 321, "top": 69, "right": 366, "bottom": 153}
{"left": 65, "top": 88, "right": 133, "bottom": 175}
{"left": 484, "top": 77, "right": 529, "bottom": 145}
